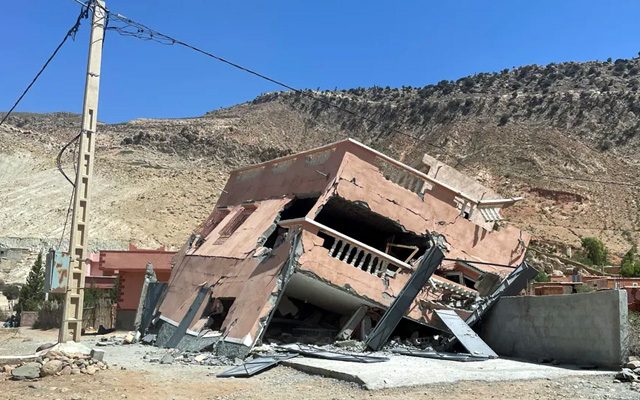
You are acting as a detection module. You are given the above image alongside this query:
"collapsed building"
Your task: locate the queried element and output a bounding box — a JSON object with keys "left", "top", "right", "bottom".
{"left": 151, "top": 139, "right": 532, "bottom": 356}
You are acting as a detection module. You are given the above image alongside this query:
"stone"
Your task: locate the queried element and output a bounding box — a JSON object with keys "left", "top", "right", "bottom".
{"left": 614, "top": 368, "right": 638, "bottom": 382}
{"left": 2, "top": 365, "right": 16, "bottom": 374}
{"left": 70, "top": 367, "right": 81, "bottom": 375}
{"left": 90, "top": 349, "right": 105, "bottom": 362}
{"left": 11, "top": 363, "right": 41, "bottom": 380}
{"left": 334, "top": 339, "right": 360, "bottom": 348}
{"left": 51, "top": 341, "right": 92, "bottom": 355}
{"left": 60, "top": 366, "right": 72, "bottom": 376}
{"left": 85, "top": 366, "right": 97, "bottom": 375}
{"left": 194, "top": 354, "right": 208, "bottom": 363}
{"left": 41, "top": 360, "right": 64, "bottom": 376}
{"left": 123, "top": 332, "right": 136, "bottom": 344}
{"left": 36, "top": 343, "right": 57, "bottom": 353}
{"left": 160, "top": 354, "right": 174, "bottom": 365}
{"left": 625, "top": 361, "right": 640, "bottom": 369}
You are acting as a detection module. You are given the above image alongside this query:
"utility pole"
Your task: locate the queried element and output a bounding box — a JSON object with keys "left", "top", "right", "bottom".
{"left": 59, "top": 0, "right": 106, "bottom": 343}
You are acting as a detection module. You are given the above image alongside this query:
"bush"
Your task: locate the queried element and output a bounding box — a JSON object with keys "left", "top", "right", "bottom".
{"left": 534, "top": 270, "right": 550, "bottom": 283}
{"left": 580, "top": 237, "right": 608, "bottom": 266}
{"left": 2, "top": 284, "right": 20, "bottom": 301}
{"left": 621, "top": 245, "right": 640, "bottom": 277}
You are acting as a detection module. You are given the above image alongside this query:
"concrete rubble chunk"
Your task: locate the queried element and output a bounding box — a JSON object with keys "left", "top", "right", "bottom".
{"left": 625, "top": 360, "right": 640, "bottom": 369}
{"left": 123, "top": 332, "right": 137, "bottom": 344}
{"left": 90, "top": 349, "right": 105, "bottom": 362}
{"left": 614, "top": 368, "right": 639, "bottom": 382}
{"left": 11, "top": 362, "right": 41, "bottom": 380}
{"left": 160, "top": 353, "right": 175, "bottom": 365}
{"left": 50, "top": 341, "right": 92, "bottom": 355}
{"left": 194, "top": 354, "right": 208, "bottom": 363}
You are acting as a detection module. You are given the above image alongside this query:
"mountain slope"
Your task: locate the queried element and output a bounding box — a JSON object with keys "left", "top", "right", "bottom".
{"left": 1, "top": 58, "right": 639, "bottom": 282}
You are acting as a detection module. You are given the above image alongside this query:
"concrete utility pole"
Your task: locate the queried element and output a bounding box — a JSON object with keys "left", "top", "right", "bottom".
{"left": 59, "top": 0, "right": 106, "bottom": 343}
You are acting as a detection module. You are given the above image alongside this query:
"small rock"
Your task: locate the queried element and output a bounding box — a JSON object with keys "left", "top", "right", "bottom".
{"left": 614, "top": 368, "right": 638, "bottom": 382}
{"left": 160, "top": 354, "right": 175, "bottom": 365}
{"left": 60, "top": 366, "right": 72, "bottom": 376}
{"left": 42, "top": 360, "right": 64, "bottom": 376}
{"left": 2, "top": 365, "right": 15, "bottom": 374}
{"left": 194, "top": 354, "right": 208, "bottom": 363}
{"left": 626, "top": 361, "right": 640, "bottom": 369}
{"left": 11, "top": 362, "right": 41, "bottom": 380}
{"left": 85, "top": 366, "right": 97, "bottom": 375}
{"left": 36, "top": 343, "right": 57, "bottom": 352}
{"left": 123, "top": 332, "right": 136, "bottom": 344}
{"left": 91, "top": 349, "right": 105, "bottom": 362}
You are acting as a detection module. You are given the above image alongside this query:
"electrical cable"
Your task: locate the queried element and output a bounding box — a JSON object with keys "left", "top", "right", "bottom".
{"left": 56, "top": 132, "right": 81, "bottom": 186}
{"left": 0, "top": 4, "right": 89, "bottom": 126}
{"left": 70, "top": 0, "right": 640, "bottom": 189}
{"left": 80, "top": 0, "right": 450, "bottom": 154}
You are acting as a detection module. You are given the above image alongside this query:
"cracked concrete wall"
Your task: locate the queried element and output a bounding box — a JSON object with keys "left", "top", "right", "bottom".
{"left": 215, "top": 147, "right": 348, "bottom": 207}
{"left": 158, "top": 199, "right": 296, "bottom": 350}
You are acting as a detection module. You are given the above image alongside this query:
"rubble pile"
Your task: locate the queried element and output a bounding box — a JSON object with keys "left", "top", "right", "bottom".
{"left": 615, "top": 358, "right": 640, "bottom": 384}
{"left": 142, "top": 349, "right": 238, "bottom": 367}
{"left": 2, "top": 350, "right": 108, "bottom": 380}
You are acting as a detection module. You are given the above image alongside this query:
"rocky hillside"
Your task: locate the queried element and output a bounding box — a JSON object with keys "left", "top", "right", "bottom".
{"left": 2, "top": 57, "right": 639, "bottom": 282}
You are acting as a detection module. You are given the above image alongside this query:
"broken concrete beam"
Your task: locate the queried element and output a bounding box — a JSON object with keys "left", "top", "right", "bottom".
{"left": 365, "top": 245, "right": 444, "bottom": 351}
{"left": 336, "top": 305, "right": 368, "bottom": 340}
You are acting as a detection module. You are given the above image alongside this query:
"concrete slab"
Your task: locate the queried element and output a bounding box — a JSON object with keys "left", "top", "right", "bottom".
{"left": 283, "top": 355, "right": 614, "bottom": 390}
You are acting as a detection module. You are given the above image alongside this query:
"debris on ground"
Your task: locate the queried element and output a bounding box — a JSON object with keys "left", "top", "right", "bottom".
{"left": 1, "top": 349, "right": 108, "bottom": 380}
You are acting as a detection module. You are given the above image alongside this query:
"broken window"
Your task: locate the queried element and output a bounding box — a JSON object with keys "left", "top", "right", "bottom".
{"left": 261, "top": 196, "right": 320, "bottom": 251}
{"left": 200, "top": 297, "right": 235, "bottom": 332}
{"left": 280, "top": 196, "right": 319, "bottom": 220}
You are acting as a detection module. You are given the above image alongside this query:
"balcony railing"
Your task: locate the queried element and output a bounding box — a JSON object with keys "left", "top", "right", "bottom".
{"left": 279, "top": 218, "right": 413, "bottom": 279}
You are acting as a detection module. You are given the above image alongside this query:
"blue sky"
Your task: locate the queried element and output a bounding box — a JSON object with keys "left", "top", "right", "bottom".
{"left": 2, "top": 1, "right": 640, "bottom": 123}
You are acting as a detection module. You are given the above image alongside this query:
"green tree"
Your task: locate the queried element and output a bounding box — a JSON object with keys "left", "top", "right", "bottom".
{"left": 534, "top": 270, "right": 550, "bottom": 283}
{"left": 580, "top": 237, "right": 608, "bottom": 266}
{"left": 621, "top": 245, "right": 640, "bottom": 277}
{"left": 2, "top": 284, "right": 20, "bottom": 301}
{"left": 16, "top": 253, "right": 45, "bottom": 312}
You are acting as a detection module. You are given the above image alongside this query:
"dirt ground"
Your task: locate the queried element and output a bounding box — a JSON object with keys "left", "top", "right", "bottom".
{"left": 1, "top": 328, "right": 639, "bottom": 400}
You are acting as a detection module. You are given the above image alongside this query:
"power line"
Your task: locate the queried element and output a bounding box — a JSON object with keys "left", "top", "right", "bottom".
{"left": 81, "top": 1, "right": 449, "bottom": 154}
{"left": 71, "top": 1, "right": 640, "bottom": 190}
{"left": 0, "top": 4, "right": 89, "bottom": 126}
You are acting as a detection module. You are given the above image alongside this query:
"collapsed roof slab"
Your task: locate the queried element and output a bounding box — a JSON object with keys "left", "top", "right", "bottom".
{"left": 325, "top": 152, "right": 529, "bottom": 266}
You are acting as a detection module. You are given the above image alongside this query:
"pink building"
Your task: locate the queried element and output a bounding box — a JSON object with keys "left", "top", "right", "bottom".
{"left": 84, "top": 244, "right": 176, "bottom": 329}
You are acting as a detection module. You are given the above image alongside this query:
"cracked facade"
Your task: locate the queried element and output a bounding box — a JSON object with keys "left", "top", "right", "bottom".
{"left": 155, "top": 139, "right": 530, "bottom": 355}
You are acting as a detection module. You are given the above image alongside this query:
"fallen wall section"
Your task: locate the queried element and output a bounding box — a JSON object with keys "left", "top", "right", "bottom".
{"left": 479, "top": 290, "right": 628, "bottom": 368}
